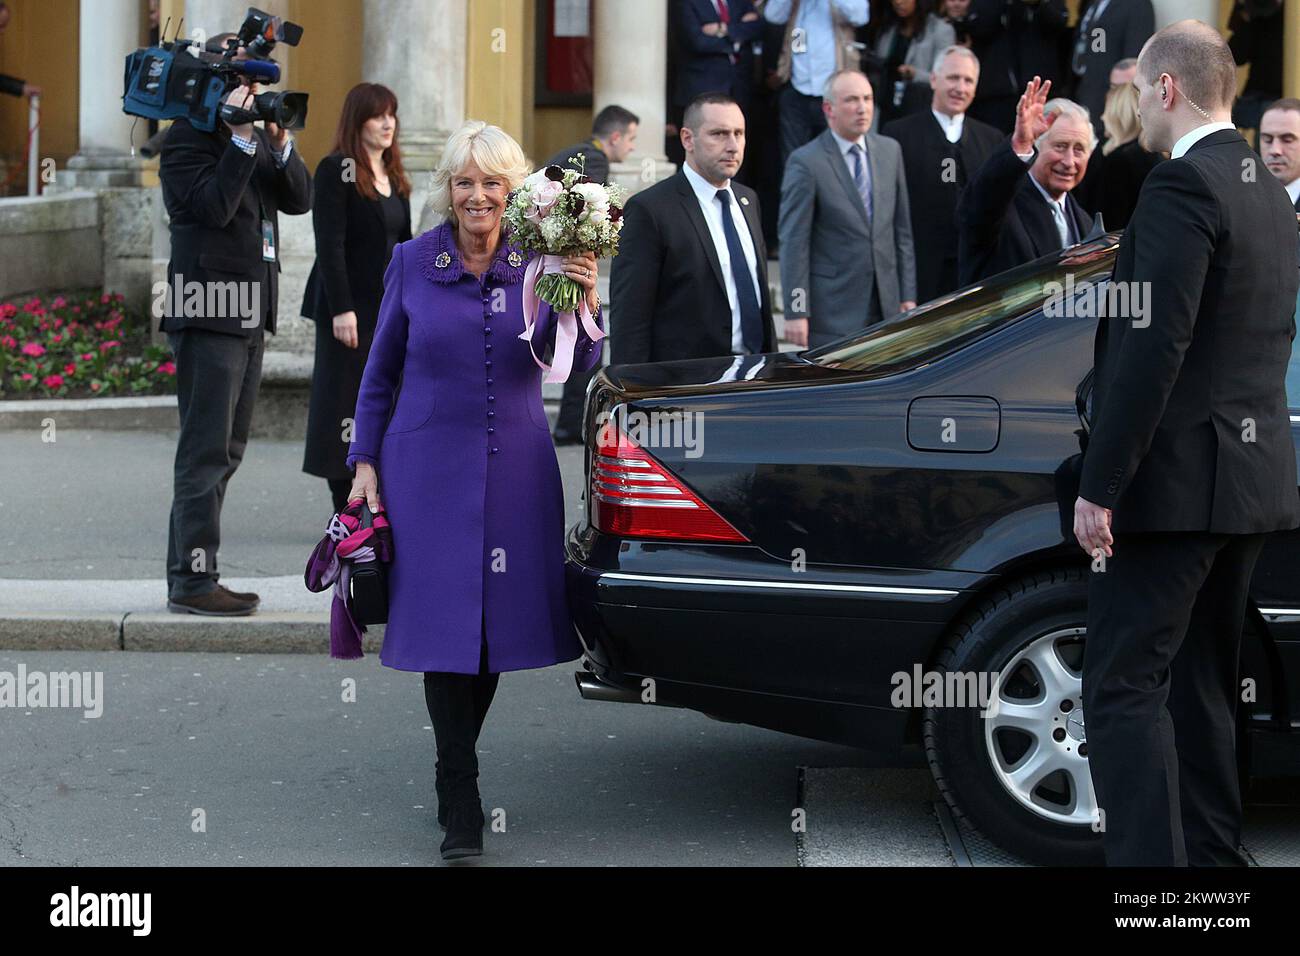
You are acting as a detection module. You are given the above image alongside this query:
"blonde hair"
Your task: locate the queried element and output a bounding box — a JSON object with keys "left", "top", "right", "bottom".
{"left": 426, "top": 120, "right": 531, "bottom": 223}
{"left": 1101, "top": 83, "right": 1141, "bottom": 155}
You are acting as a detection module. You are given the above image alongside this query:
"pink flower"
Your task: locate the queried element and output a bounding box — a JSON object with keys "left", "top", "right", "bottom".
{"left": 63, "top": 363, "right": 76, "bottom": 375}
{"left": 156, "top": 361, "right": 177, "bottom": 376}
{"left": 20, "top": 373, "right": 33, "bottom": 381}
{"left": 100, "top": 294, "right": 111, "bottom": 304}
{"left": 90, "top": 381, "right": 102, "bottom": 392}
{"left": 21, "top": 342, "right": 45, "bottom": 357}
{"left": 42, "top": 374, "right": 64, "bottom": 389}
{"left": 51, "top": 296, "right": 67, "bottom": 309}
{"left": 525, "top": 180, "right": 565, "bottom": 223}
{"left": 80, "top": 352, "right": 94, "bottom": 361}
{"left": 0, "top": 303, "right": 16, "bottom": 319}
{"left": 100, "top": 340, "right": 120, "bottom": 353}
{"left": 1, "top": 336, "right": 16, "bottom": 350}
{"left": 51, "top": 333, "right": 63, "bottom": 343}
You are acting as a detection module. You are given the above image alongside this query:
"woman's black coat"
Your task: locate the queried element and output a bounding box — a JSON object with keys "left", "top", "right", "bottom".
{"left": 302, "top": 152, "right": 412, "bottom": 480}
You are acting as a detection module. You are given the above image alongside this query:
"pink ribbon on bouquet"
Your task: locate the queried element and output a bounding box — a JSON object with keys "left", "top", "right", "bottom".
{"left": 519, "top": 254, "right": 606, "bottom": 384}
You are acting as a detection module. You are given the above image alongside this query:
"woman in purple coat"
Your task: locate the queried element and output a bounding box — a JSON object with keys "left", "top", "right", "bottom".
{"left": 346, "top": 120, "right": 604, "bottom": 860}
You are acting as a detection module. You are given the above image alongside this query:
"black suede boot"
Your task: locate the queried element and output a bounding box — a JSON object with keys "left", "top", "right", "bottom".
{"left": 435, "top": 771, "right": 448, "bottom": 830}
{"left": 440, "top": 797, "right": 485, "bottom": 860}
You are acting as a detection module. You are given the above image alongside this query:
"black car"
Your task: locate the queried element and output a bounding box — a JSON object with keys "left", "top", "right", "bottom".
{"left": 565, "top": 235, "right": 1300, "bottom": 865}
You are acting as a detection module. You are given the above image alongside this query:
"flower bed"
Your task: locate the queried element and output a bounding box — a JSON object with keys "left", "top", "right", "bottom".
{"left": 0, "top": 293, "right": 176, "bottom": 399}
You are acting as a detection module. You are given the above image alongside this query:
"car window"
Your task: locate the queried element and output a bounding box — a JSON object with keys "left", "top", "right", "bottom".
{"left": 804, "top": 238, "right": 1120, "bottom": 375}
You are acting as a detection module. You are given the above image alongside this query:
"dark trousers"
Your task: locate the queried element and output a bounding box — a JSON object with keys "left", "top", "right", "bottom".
{"left": 327, "top": 478, "right": 352, "bottom": 515}
{"left": 423, "top": 627, "right": 500, "bottom": 805}
{"left": 779, "top": 85, "right": 828, "bottom": 168}
{"left": 165, "top": 328, "right": 265, "bottom": 599}
{"left": 1082, "top": 531, "right": 1266, "bottom": 867}
{"left": 554, "top": 362, "right": 599, "bottom": 438}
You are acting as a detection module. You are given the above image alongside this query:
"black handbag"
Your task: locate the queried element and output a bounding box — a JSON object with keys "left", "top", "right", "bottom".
{"left": 347, "top": 503, "right": 389, "bottom": 626}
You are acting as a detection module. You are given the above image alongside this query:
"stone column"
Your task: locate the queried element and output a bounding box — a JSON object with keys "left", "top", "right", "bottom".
{"left": 1149, "top": 0, "right": 1216, "bottom": 30}
{"left": 67, "top": 0, "right": 145, "bottom": 186}
{"left": 363, "top": 0, "right": 468, "bottom": 173}
{"left": 593, "top": 0, "right": 674, "bottom": 194}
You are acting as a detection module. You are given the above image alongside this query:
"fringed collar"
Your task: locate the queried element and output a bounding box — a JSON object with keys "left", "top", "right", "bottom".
{"left": 415, "top": 221, "right": 532, "bottom": 286}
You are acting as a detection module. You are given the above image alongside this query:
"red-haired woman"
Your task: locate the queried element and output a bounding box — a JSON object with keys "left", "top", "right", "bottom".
{"left": 303, "top": 82, "right": 413, "bottom": 512}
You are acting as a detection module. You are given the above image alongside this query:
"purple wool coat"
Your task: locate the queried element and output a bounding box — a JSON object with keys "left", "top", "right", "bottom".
{"left": 346, "top": 221, "right": 604, "bottom": 674}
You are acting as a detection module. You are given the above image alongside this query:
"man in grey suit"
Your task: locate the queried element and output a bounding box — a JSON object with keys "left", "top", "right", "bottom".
{"left": 779, "top": 69, "right": 917, "bottom": 348}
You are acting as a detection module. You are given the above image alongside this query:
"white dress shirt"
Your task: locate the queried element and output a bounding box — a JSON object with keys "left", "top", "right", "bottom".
{"left": 1026, "top": 172, "right": 1076, "bottom": 248}
{"left": 1016, "top": 147, "right": 1076, "bottom": 248}
{"left": 830, "top": 128, "right": 868, "bottom": 184}
{"left": 932, "top": 109, "right": 965, "bottom": 145}
{"left": 1170, "top": 121, "right": 1237, "bottom": 160}
{"left": 681, "top": 160, "right": 762, "bottom": 354}
{"left": 1285, "top": 177, "right": 1300, "bottom": 207}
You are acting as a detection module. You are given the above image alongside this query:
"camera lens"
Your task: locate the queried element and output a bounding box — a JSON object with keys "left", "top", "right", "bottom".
{"left": 254, "top": 91, "right": 309, "bottom": 130}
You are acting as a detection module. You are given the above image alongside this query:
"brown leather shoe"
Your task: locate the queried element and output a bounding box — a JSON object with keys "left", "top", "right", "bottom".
{"left": 216, "top": 583, "right": 261, "bottom": 605}
{"left": 168, "top": 588, "right": 258, "bottom": 616}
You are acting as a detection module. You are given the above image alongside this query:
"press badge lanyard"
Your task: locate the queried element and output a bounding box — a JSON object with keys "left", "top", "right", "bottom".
{"left": 258, "top": 185, "right": 276, "bottom": 263}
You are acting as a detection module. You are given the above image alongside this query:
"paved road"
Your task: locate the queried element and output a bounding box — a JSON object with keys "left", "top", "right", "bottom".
{"left": 0, "top": 427, "right": 586, "bottom": 581}
{"left": 0, "top": 650, "right": 887, "bottom": 867}
{"left": 4, "top": 427, "right": 1298, "bottom": 866}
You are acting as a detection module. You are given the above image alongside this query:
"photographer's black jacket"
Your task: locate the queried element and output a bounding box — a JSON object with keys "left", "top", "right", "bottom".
{"left": 159, "top": 117, "right": 312, "bottom": 336}
{"left": 0, "top": 73, "right": 26, "bottom": 97}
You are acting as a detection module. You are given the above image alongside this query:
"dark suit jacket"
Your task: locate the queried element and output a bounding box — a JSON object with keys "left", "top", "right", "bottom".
{"left": 302, "top": 153, "right": 412, "bottom": 328}
{"left": 158, "top": 118, "right": 312, "bottom": 336}
{"left": 882, "top": 110, "right": 1003, "bottom": 302}
{"left": 674, "top": 0, "right": 760, "bottom": 108}
{"left": 301, "top": 153, "right": 411, "bottom": 480}
{"left": 1075, "top": 138, "right": 1164, "bottom": 231}
{"left": 967, "top": 0, "right": 1069, "bottom": 102}
{"left": 957, "top": 138, "right": 1092, "bottom": 285}
{"left": 1072, "top": 0, "right": 1154, "bottom": 135}
{"left": 0, "top": 73, "right": 26, "bottom": 97}
{"left": 542, "top": 138, "right": 610, "bottom": 184}
{"left": 1080, "top": 129, "right": 1300, "bottom": 534}
{"left": 611, "top": 170, "right": 775, "bottom": 365}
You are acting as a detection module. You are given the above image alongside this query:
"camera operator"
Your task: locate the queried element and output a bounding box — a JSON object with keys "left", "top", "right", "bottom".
{"left": 159, "top": 33, "right": 312, "bottom": 616}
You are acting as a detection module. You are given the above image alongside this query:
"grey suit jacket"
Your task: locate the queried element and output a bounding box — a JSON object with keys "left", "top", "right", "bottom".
{"left": 779, "top": 129, "right": 917, "bottom": 345}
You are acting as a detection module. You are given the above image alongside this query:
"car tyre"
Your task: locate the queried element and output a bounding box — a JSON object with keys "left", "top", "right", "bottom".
{"left": 923, "top": 569, "right": 1105, "bottom": 866}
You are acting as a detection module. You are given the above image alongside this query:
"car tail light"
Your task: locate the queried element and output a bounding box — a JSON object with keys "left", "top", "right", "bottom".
{"left": 591, "top": 421, "right": 748, "bottom": 543}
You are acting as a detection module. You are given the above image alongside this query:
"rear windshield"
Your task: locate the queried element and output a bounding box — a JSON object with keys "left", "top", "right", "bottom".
{"left": 803, "top": 237, "right": 1120, "bottom": 375}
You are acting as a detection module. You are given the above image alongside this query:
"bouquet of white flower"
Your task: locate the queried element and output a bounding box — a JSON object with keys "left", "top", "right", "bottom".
{"left": 504, "top": 160, "right": 626, "bottom": 313}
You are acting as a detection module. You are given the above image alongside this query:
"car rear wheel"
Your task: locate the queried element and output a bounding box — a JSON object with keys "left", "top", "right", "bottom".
{"left": 923, "top": 570, "right": 1105, "bottom": 866}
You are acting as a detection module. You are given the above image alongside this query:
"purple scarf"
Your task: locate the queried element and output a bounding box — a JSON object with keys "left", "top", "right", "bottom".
{"left": 304, "top": 499, "right": 393, "bottom": 659}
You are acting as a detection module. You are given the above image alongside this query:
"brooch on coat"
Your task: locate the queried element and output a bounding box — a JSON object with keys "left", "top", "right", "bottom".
{"left": 508, "top": 251, "right": 523, "bottom": 267}
{"left": 435, "top": 251, "right": 451, "bottom": 269}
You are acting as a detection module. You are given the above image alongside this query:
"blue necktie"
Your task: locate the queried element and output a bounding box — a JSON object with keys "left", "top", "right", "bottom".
{"left": 716, "top": 189, "right": 764, "bottom": 354}
{"left": 850, "top": 143, "right": 873, "bottom": 226}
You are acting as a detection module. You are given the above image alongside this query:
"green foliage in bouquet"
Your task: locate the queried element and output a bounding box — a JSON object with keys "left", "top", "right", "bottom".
{"left": 503, "top": 156, "right": 627, "bottom": 312}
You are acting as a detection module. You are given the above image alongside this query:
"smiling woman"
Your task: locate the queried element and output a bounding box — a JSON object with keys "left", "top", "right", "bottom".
{"left": 341, "top": 119, "right": 605, "bottom": 861}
